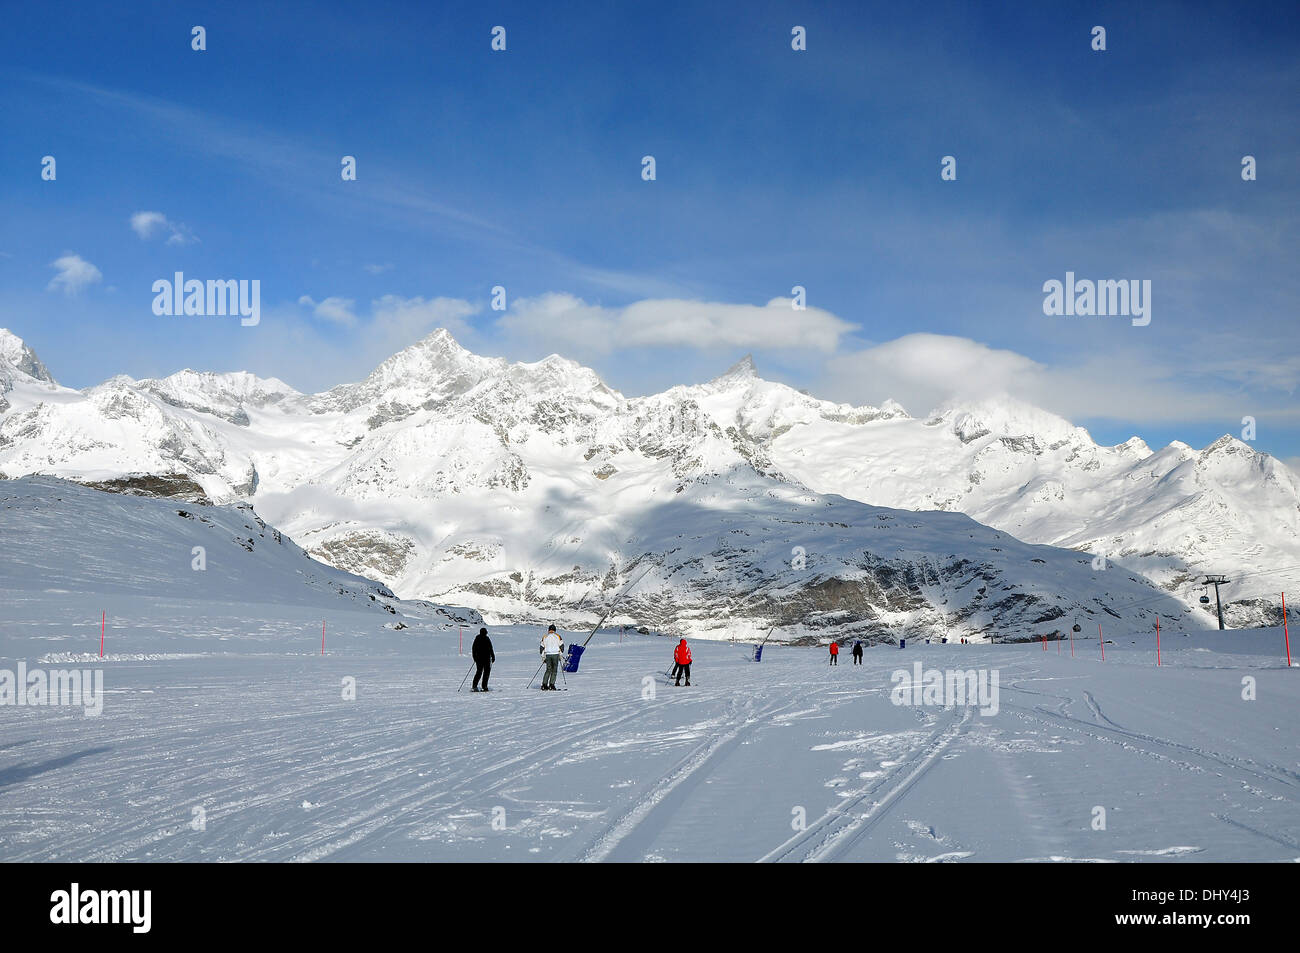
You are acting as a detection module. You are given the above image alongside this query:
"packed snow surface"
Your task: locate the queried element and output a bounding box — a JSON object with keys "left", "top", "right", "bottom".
{"left": 1, "top": 607, "right": 1295, "bottom": 861}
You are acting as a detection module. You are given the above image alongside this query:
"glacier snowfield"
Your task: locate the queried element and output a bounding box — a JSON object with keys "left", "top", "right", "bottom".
{"left": 1, "top": 608, "right": 1296, "bottom": 863}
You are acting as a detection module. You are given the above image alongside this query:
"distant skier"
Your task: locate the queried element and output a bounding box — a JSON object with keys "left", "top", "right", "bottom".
{"left": 673, "top": 638, "right": 692, "bottom": 686}
{"left": 829, "top": 640, "right": 839, "bottom": 665}
{"left": 852, "top": 640, "right": 863, "bottom": 665}
{"left": 539, "top": 624, "right": 564, "bottom": 690}
{"left": 471, "top": 627, "right": 495, "bottom": 692}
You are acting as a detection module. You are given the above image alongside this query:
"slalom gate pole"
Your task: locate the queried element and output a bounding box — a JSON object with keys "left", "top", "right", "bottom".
{"left": 100, "top": 611, "right": 105, "bottom": 658}
{"left": 1156, "top": 617, "right": 1161, "bottom": 667}
{"left": 1099, "top": 624, "right": 1105, "bottom": 661}
{"left": 1069, "top": 627, "right": 1074, "bottom": 657}
{"left": 1283, "top": 592, "right": 1291, "bottom": 668}
{"left": 457, "top": 660, "right": 475, "bottom": 693}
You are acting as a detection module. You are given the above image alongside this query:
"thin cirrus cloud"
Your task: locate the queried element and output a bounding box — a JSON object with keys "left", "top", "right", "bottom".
{"left": 129, "top": 211, "right": 197, "bottom": 246}
{"left": 45, "top": 254, "right": 102, "bottom": 296}
{"left": 496, "top": 293, "right": 857, "bottom": 355}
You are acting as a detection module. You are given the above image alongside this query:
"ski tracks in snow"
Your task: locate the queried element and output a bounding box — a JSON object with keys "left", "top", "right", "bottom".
{"left": 758, "top": 707, "right": 975, "bottom": 863}
{"left": 1001, "top": 683, "right": 1299, "bottom": 794}
{"left": 575, "top": 695, "right": 797, "bottom": 862}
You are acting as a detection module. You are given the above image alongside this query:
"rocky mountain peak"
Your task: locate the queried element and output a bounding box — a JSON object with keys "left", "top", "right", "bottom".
{"left": 0, "top": 328, "right": 56, "bottom": 384}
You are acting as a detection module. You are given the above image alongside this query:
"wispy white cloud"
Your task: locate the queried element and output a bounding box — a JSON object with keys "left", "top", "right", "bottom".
{"left": 129, "top": 210, "right": 197, "bottom": 245}
{"left": 363, "top": 263, "right": 394, "bottom": 275}
{"left": 46, "top": 254, "right": 102, "bottom": 296}
{"left": 497, "top": 293, "right": 856, "bottom": 356}
{"left": 298, "top": 295, "right": 358, "bottom": 326}
{"left": 823, "top": 333, "right": 1300, "bottom": 424}
{"left": 298, "top": 292, "right": 476, "bottom": 337}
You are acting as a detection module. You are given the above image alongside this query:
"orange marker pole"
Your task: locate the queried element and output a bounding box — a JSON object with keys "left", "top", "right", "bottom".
{"left": 1283, "top": 593, "right": 1291, "bottom": 668}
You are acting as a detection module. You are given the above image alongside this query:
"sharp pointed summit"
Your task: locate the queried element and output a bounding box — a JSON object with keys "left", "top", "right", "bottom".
{"left": 0, "top": 328, "right": 56, "bottom": 384}
{"left": 719, "top": 354, "right": 758, "bottom": 381}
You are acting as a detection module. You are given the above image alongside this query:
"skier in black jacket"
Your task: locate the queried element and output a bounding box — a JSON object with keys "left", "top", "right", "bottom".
{"left": 471, "top": 627, "right": 495, "bottom": 692}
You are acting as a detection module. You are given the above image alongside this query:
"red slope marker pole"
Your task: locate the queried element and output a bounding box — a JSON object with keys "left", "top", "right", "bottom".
{"left": 100, "top": 611, "right": 105, "bottom": 658}
{"left": 1041, "top": 635, "right": 1046, "bottom": 651}
{"left": 1099, "top": 624, "right": 1105, "bottom": 662}
{"left": 1069, "top": 626, "right": 1074, "bottom": 658}
{"left": 1283, "top": 592, "right": 1291, "bottom": 668}
{"left": 321, "top": 620, "right": 326, "bottom": 656}
{"left": 1155, "top": 617, "right": 1161, "bottom": 667}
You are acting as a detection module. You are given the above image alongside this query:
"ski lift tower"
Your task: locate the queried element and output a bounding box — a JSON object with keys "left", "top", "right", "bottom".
{"left": 1199, "top": 574, "right": 1231, "bottom": 630}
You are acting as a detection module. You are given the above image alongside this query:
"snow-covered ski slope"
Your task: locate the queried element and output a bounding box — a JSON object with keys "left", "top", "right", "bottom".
{"left": 0, "top": 475, "right": 481, "bottom": 641}
{"left": 0, "top": 617, "right": 1295, "bottom": 862}
{"left": 1, "top": 476, "right": 1293, "bottom": 862}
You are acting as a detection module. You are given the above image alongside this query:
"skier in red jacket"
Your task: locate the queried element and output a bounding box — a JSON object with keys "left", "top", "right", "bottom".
{"left": 829, "top": 640, "right": 839, "bottom": 665}
{"left": 673, "top": 639, "right": 693, "bottom": 686}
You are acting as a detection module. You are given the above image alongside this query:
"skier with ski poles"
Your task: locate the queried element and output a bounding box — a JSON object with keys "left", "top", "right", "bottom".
{"left": 539, "top": 624, "right": 564, "bottom": 690}
{"left": 851, "top": 640, "right": 863, "bottom": 665}
{"left": 471, "top": 627, "right": 495, "bottom": 692}
{"left": 673, "top": 638, "right": 692, "bottom": 686}
{"left": 829, "top": 640, "right": 839, "bottom": 666}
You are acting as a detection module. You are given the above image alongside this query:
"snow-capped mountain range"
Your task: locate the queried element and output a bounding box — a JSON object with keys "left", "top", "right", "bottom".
{"left": 1, "top": 326, "right": 1293, "bottom": 636}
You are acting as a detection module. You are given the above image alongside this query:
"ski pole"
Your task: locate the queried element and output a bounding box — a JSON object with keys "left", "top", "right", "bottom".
{"left": 457, "top": 660, "right": 475, "bottom": 693}
{"left": 526, "top": 656, "right": 545, "bottom": 688}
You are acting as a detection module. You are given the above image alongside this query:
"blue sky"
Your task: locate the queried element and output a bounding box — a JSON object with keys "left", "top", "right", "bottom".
{"left": 2, "top": 0, "right": 1297, "bottom": 462}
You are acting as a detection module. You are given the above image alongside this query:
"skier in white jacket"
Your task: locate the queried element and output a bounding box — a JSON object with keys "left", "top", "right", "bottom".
{"left": 539, "top": 624, "right": 564, "bottom": 690}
